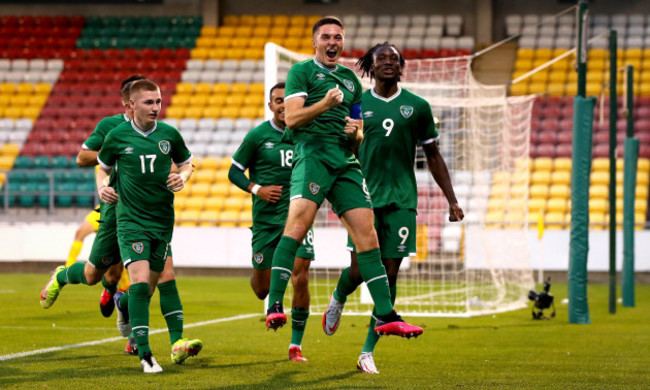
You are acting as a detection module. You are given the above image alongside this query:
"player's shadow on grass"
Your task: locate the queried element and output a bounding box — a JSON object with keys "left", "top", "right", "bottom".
{"left": 215, "top": 370, "right": 379, "bottom": 390}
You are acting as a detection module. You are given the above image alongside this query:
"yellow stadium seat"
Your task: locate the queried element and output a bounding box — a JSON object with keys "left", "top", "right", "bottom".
{"left": 171, "top": 94, "right": 190, "bottom": 106}
{"left": 218, "top": 210, "right": 239, "bottom": 227}
{"left": 637, "top": 158, "right": 650, "bottom": 173}
{"left": 268, "top": 26, "right": 286, "bottom": 38}
{"left": 190, "top": 183, "right": 211, "bottom": 198}
{"left": 185, "top": 197, "right": 206, "bottom": 211}
{"left": 636, "top": 185, "right": 648, "bottom": 199}
{"left": 237, "top": 211, "right": 252, "bottom": 227}
{"left": 0, "top": 83, "right": 15, "bottom": 94}
{"left": 235, "top": 26, "right": 253, "bottom": 36}
{"left": 184, "top": 106, "right": 203, "bottom": 119}
{"left": 220, "top": 106, "right": 240, "bottom": 118}
{"left": 565, "top": 84, "right": 577, "bottom": 96}
{"left": 271, "top": 15, "right": 289, "bottom": 27}
{"left": 226, "top": 94, "right": 246, "bottom": 106}
{"left": 210, "top": 183, "right": 230, "bottom": 198}
{"left": 635, "top": 199, "right": 647, "bottom": 213}
{"left": 243, "top": 49, "right": 264, "bottom": 60}
{"left": 0, "top": 95, "right": 11, "bottom": 106}
{"left": 589, "top": 212, "right": 606, "bottom": 230}
{"left": 21, "top": 107, "right": 40, "bottom": 120}
{"left": 0, "top": 156, "right": 14, "bottom": 170}
{"left": 488, "top": 197, "right": 506, "bottom": 212}
{"left": 548, "top": 71, "right": 566, "bottom": 83}
{"left": 231, "top": 38, "right": 250, "bottom": 49}
{"left": 217, "top": 26, "right": 236, "bottom": 37}
{"left": 34, "top": 83, "right": 51, "bottom": 95}
{"left": 589, "top": 198, "right": 608, "bottom": 214}
{"left": 243, "top": 198, "right": 252, "bottom": 211}
{"left": 489, "top": 184, "right": 509, "bottom": 198}
{"left": 511, "top": 184, "right": 527, "bottom": 198}
{"left": 211, "top": 83, "right": 228, "bottom": 94}
{"left": 554, "top": 158, "right": 572, "bottom": 172}
{"left": 547, "top": 198, "right": 566, "bottom": 214}
{"left": 514, "top": 58, "right": 532, "bottom": 71}
{"left": 239, "top": 106, "right": 259, "bottom": 120}
{"left": 289, "top": 15, "right": 307, "bottom": 27}
{"left": 492, "top": 171, "right": 511, "bottom": 184}
{"left": 509, "top": 83, "right": 527, "bottom": 96}
{"left": 527, "top": 82, "right": 547, "bottom": 95}
{"left": 637, "top": 171, "right": 649, "bottom": 186}
{"left": 223, "top": 197, "right": 244, "bottom": 212}
{"left": 195, "top": 83, "right": 212, "bottom": 94}
{"left": 189, "top": 94, "right": 210, "bottom": 106}
{"left": 530, "top": 184, "right": 549, "bottom": 199}
{"left": 530, "top": 71, "right": 548, "bottom": 84}
{"left": 177, "top": 210, "right": 200, "bottom": 227}
{"left": 547, "top": 84, "right": 565, "bottom": 97}
{"left": 204, "top": 197, "right": 224, "bottom": 211}
{"left": 28, "top": 95, "right": 48, "bottom": 107}
{"left": 533, "top": 158, "right": 553, "bottom": 171}
{"left": 208, "top": 95, "right": 227, "bottom": 106}
{"left": 551, "top": 171, "right": 570, "bottom": 186}
{"left": 517, "top": 48, "right": 534, "bottom": 59}
{"left": 175, "top": 82, "right": 194, "bottom": 94}
{"left": 508, "top": 198, "right": 527, "bottom": 213}
{"left": 545, "top": 212, "right": 566, "bottom": 230}
{"left": 249, "top": 37, "right": 267, "bottom": 49}
{"left": 505, "top": 211, "right": 525, "bottom": 229}
{"left": 590, "top": 171, "right": 609, "bottom": 186}
{"left": 202, "top": 106, "right": 221, "bottom": 119}
{"left": 226, "top": 48, "right": 245, "bottom": 60}
{"left": 531, "top": 170, "right": 551, "bottom": 185}
{"left": 198, "top": 210, "right": 219, "bottom": 227}
{"left": 230, "top": 184, "right": 248, "bottom": 198}
{"left": 252, "top": 26, "right": 269, "bottom": 37}
{"left": 223, "top": 15, "right": 239, "bottom": 26}
{"left": 174, "top": 197, "right": 187, "bottom": 213}
{"left": 549, "top": 184, "right": 569, "bottom": 199}
{"left": 16, "top": 83, "right": 33, "bottom": 94}
{"left": 190, "top": 48, "right": 209, "bottom": 60}
{"left": 213, "top": 37, "right": 231, "bottom": 48}
{"left": 589, "top": 185, "right": 608, "bottom": 200}
{"left": 201, "top": 26, "right": 218, "bottom": 37}
{"left": 485, "top": 211, "right": 504, "bottom": 229}
{"left": 3, "top": 107, "right": 21, "bottom": 119}
{"left": 528, "top": 198, "right": 546, "bottom": 214}
{"left": 254, "top": 14, "right": 272, "bottom": 26}
{"left": 207, "top": 48, "right": 228, "bottom": 59}
{"left": 1, "top": 143, "right": 20, "bottom": 157}
{"left": 307, "top": 15, "right": 322, "bottom": 26}
{"left": 195, "top": 37, "right": 214, "bottom": 48}
{"left": 200, "top": 157, "right": 220, "bottom": 170}
{"left": 193, "top": 170, "right": 216, "bottom": 185}
{"left": 527, "top": 212, "right": 541, "bottom": 227}
{"left": 243, "top": 95, "right": 264, "bottom": 106}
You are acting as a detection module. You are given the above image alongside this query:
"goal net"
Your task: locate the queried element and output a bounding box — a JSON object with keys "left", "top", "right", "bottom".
{"left": 264, "top": 42, "right": 535, "bottom": 317}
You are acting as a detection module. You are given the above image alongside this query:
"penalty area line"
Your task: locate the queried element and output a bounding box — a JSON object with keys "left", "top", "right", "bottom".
{"left": 0, "top": 312, "right": 259, "bottom": 362}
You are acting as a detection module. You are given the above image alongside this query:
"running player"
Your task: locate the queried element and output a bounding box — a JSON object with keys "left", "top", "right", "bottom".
{"left": 96, "top": 79, "right": 200, "bottom": 373}
{"left": 265, "top": 16, "right": 422, "bottom": 340}
{"left": 40, "top": 75, "right": 145, "bottom": 319}
{"left": 229, "top": 82, "right": 313, "bottom": 362}
{"left": 323, "top": 43, "right": 464, "bottom": 374}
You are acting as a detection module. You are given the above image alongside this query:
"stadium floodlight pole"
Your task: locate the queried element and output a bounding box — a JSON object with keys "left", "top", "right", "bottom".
{"left": 608, "top": 29, "right": 617, "bottom": 315}
{"left": 622, "top": 65, "right": 638, "bottom": 308}
{"left": 576, "top": 0, "right": 589, "bottom": 97}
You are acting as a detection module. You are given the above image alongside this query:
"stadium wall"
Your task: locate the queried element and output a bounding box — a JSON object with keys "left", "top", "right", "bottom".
{"left": 1, "top": 224, "right": 649, "bottom": 272}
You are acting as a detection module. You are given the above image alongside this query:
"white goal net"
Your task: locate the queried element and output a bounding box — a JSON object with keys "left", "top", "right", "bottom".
{"left": 265, "top": 42, "right": 535, "bottom": 317}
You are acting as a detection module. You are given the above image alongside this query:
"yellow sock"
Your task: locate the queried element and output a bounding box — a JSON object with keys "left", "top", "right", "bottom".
{"left": 65, "top": 241, "right": 83, "bottom": 267}
{"left": 117, "top": 269, "right": 130, "bottom": 292}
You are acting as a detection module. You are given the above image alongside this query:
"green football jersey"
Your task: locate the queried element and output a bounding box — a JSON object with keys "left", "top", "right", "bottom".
{"left": 285, "top": 58, "right": 362, "bottom": 146}
{"left": 82, "top": 113, "right": 129, "bottom": 223}
{"left": 231, "top": 120, "right": 293, "bottom": 228}
{"left": 98, "top": 120, "right": 192, "bottom": 233}
{"left": 358, "top": 87, "right": 439, "bottom": 209}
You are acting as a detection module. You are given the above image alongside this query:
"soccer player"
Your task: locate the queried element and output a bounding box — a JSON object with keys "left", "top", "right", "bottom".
{"left": 229, "top": 82, "right": 313, "bottom": 362}
{"left": 323, "top": 43, "right": 465, "bottom": 374}
{"left": 264, "top": 16, "right": 423, "bottom": 340}
{"left": 96, "top": 79, "right": 200, "bottom": 373}
{"left": 40, "top": 75, "right": 146, "bottom": 319}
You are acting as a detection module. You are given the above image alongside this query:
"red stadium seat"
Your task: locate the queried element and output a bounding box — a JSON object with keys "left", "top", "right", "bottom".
{"left": 21, "top": 143, "right": 45, "bottom": 157}
{"left": 593, "top": 131, "right": 609, "bottom": 145}
{"left": 535, "top": 143, "right": 556, "bottom": 158}
{"left": 543, "top": 105, "right": 560, "bottom": 118}
{"left": 592, "top": 144, "right": 609, "bottom": 158}
{"left": 420, "top": 48, "right": 438, "bottom": 58}
{"left": 537, "top": 131, "right": 557, "bottom": 145}
{"left": 559, "top": 119, "right": 573, "bottom": 131}
{"left": 529, "top": 131, "right": 538, "bottom": 146}
{"left": 438, "top": 48, "right": 454, "bottom": 58}
{"left": 561, "top": 106, "right": 574, "bottom": 119}
{"left": 173, "top": 48, "right": 190, "bottom": 59}
{"left": 636, "top": 119, "right": 650, "bottom": 133}
{"left": 557, "top": 130, "right": 572, "bottom": 145}
{"left": 556, "top": 143, "right": 572, "bottom": 158}
{"left": 402, "top": 49, "right": 420, "bottom": 59}
{"left": 539, "top": 118, "right": 559, "bottom": 132}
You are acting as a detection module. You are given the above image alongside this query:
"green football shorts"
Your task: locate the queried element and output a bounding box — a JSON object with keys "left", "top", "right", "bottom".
{"left": 88, "top": 203, "right": 121, "bottom": 269}
{"left": 117, "top": 229, "right": 171, "bottom": 273}
{"left": 251, "top": 225, "right": 315, "bottom": 270}
{"left": 347, "top": 207, "right": 417, "bottom": 258}
{"left": 290, "top": 141, "right": 372, "bottom": 215}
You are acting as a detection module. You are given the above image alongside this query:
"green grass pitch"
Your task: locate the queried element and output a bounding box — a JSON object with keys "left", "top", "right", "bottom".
{"left": 1, "top": 273, "right": 649, "bottom": 389}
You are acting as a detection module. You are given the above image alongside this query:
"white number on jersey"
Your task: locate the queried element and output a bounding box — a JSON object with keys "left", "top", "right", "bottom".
{"left": 383, "top": 118, "right": 394, "bottom": 137}
{"left": 303, "top": 229, "right": 314, "bottom": 246}
{"left": 398, "top": 226, "right": 409, "bottom": 245}
{"left": 140, "top": 154, "right": 157, "bottom": 173}
{"left": 280, "top": 149, "right": 293, "bottom": 167}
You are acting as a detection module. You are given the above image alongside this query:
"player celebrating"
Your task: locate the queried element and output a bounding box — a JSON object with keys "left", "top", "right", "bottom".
{"left": 265, "top": 16, "right": 422, "bottom": 340}
{"left": 229, "top": 82, "right": 314, "bottom": 362}
{"left": 40, "top": 75, "right": 145, "bottom": 318}
{"left": 323, "top": 43, "right": 464, "bottom": 374}
{"left": 96, "top": 79, "right": 199, "bottom": 373}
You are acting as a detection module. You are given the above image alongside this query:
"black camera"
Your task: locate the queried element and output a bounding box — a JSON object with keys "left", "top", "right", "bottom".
{"left": 527, "top": 278, "right": 555, "bottom": 320}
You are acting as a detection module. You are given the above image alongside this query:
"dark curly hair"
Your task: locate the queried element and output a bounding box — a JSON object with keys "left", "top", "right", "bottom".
{"left": 356, "top": 42, "right": 405, "bottom": 81}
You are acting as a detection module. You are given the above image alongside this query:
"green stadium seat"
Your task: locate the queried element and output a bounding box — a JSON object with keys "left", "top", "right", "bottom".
{"left": 55, "top": 182, "right": 75, "bottom": 207}
{"left": 37, "top": 183, "right": 50, "bottom": 207}
{"left": 32, "top": 156, "right": 51, "bottom": 169}
{"left": 8, "top": 171, "right": 28, "bottom": 183}
{"left": 12, "top": 156, "right": 32, "bottom": 169}
{"left": 153, "top": 17, "right": 172, "bottom": 27}
{"left": 26, "top": 172, "right": 49, "bottom": 184}
{"left": 135, "top": 16, "right": 155, "bottom": 28}
{"left": 17, "top": 183, "right": 36, "bottom": 207}
{"left": 51, "top": 156, "right": 70, "bottom": 169}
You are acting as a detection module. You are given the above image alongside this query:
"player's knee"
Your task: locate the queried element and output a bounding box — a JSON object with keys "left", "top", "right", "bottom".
{"left": 73, "top": 228, "right": 86, "bottom": 241}
{"left": 251, "top": 280, "right": 269, "bottom": 300}
{"left": 292, "top": 271, "right": 309, "bottom": 292}
{"left": 83, "top": 266, "right": 103, "bottom": 285}
{"left": 158, "top": 269, "right": 175, "bottom": 284}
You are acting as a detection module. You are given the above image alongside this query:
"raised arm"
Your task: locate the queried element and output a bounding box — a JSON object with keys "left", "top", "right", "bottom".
{"left": 422, "top": 142, "right": 464, "bottom": 222}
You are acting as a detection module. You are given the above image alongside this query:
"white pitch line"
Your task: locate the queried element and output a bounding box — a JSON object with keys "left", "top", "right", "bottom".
{"left": 0, "top": 313, "right": 259, "bottom": 362}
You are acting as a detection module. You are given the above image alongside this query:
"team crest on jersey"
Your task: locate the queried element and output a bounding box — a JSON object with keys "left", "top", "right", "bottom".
{"left": 400, "top": 105, "right": 414, "bottom": 118}
{"left": 343, "top": 79, "right": 354, "bottom": 92}
{"left": 253, "top": 253, "right": 264, "bottom": 264}
{"left": 100, "top": 255, "right": 113, "bottom": 266}
{"left": 309, "top": 182, "right": 320, "bottom": 195}
{"left": 159, "top": 140, "right": 170, "bottom": 154}
{"left": 132, "top": 242, "right": 144, "bottom": 254}
{"left": 264, "top": 142, "right": 274, "bottom": 149}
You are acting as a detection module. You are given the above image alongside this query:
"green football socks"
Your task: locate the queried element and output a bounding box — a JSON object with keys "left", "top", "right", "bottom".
{"left": 333, "top": 267, "right": 360, "bottom": 304}
{"left": 267, "top": 235, "right": 300, "bottom": 310}
{"left": 56, "top": 262, "right": 87, "bottom": 286}
{"left": 158, "top": 280, "right": 183, "bottom": 345}
{"left": 129, "top": 282, "right": 152, "bottom": 359}
{"left": 356, "top": 249, "right": 392, "bottom": 316}
{"left": 101, "top": 277, "right": 117, "bottom": 295}
{"left": 290, "top": 308, "right": 310, "bottom": 346}
{"left": 362, "top": 284, "right": 397, "bottom": 353}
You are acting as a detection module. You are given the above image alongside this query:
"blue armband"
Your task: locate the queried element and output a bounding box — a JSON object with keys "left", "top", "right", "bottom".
{"left": 350, "top": 103, "right": 362, "bottom": 120}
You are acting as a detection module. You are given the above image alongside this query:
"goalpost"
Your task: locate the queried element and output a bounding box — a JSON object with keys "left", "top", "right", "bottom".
{"left": 265, "top": 42, "right": 535, "bottom": 317}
